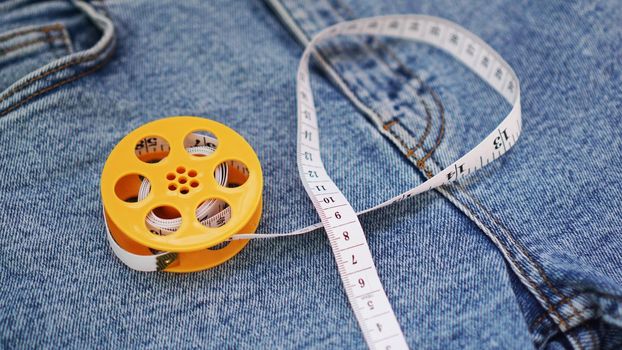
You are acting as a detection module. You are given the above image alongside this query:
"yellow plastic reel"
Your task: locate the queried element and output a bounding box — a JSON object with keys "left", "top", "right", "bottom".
{"left": 101, "top": 116, "right": 263, "bottom": 272}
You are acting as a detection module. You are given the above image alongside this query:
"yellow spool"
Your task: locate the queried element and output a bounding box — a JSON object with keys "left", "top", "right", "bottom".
{"left": 101, "top": 116, "right": 263, "bottom": 272}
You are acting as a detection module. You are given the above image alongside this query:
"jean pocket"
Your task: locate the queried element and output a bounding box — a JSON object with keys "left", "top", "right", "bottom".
{"left": 0, "top": 0, "right": 115, "bottom": 118}
{"left": 0, "top": 23, "right": 73, "bottom": 91}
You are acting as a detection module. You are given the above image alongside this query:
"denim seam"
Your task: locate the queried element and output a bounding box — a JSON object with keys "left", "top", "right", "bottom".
{"left": 324, "top": 0, "right": 445, "bottom": 175}
{"left": 320, "top": 4, "right": 575, "bottom": 332}
{"left": 463, "top": 188, "right": 585, "bottom": 321}
{"left": 530, "top": 292, "right": 580, "bottom": 331}
{"left": 0, "top": 26, "right": 70, "bottom": 59}
{"left": 276, "top": 1, "right": 583, "bottom": 349}
{"left": 440, "top": 186, "right": 585, "bottom": 350}
{"left": 0, "top": 0, "right": 31, "bottom": 12}
{"left": 294, "top": 0, "right": 439, "bottom": 158}
{"left": 304, "top": 0, "right": 442, "bottom": 177}
{"left": 278, "top": 0, "right": 437, "bottom": 171}
{"left": 0, "top": 37, "right": 49, "bottom": 56}
{"left": 329, "top": 0, "right": 446, "bottom": 168}
{"left": 0, "top": 23, "right": 65, "bottom": 43}
{"left": 0, "top": 52, "right": 113, "bottom": 118}
{"left": 0, "top": 48, "right": 105, "bottom": 104}
{"left": 0, "top": 1, "right": 115, "bottom": 116}
{"left": 455, "top": 185, "right": 589, "bottom": 349}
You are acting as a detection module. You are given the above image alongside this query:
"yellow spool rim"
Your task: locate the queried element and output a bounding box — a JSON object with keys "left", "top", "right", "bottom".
{"left": 100, "top": 116, "right": 263, "bottom": 252}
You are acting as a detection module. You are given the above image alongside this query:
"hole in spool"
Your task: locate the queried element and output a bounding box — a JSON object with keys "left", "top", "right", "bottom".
{"left": 146, "top": 205, "right": 182, "bottom": 236}
{"left": 215, "top": 160, "right": 249, "bottom": 188}
{"left": 153, "top": 206, "right": 181, "bottom": 219}
{"left": 134, "top": 136, "right": 170, "bottom": 163}
{"left": 184, "top": 130, "right": 218, "bottom": 157}
{"left": 196, "top": 198, "right": 230, "bottom": 228}
{"left": 115, "top": 173, "right": 150, "bottom": 203}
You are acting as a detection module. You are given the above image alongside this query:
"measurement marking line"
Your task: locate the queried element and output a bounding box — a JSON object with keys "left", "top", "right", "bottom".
{"left": 365, "top": 310, "right": 390, "bottom": 321}
{"left": 302, "top": 163, "right": 321, "bottom": 168}
{"left": 332, "top": 220, "right": 356, "bottom": 229}
{"left": 357, "top": 289, "right": 381, "bottom": 300}
{"left": 339, "top": 243, "right": 365, "bottom": 252}
{"left": 302, "top": 143, "right": 319, "bottom": 151}
{"left": 499, "top": 129, "right": 508, "bottom": 152}
{"left": 374, "top": 334, "right": 400, "bottom": 343}
{"left": 301, "top": 121, "right": 317, "bottom": 129}
{"left": 324, "top": 203, "right": 348, "bottom": 210}
{"left": 347, "top": 266, "right": 372, "bottom": 276}
{"left": 313, "top": 191, "right": 338, "bottom": 196}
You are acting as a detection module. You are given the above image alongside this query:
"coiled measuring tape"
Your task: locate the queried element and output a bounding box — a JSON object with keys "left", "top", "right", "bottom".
{"left": 101, "top": 117, "right": 262, "bottom": 272}
{"left": 101, "top": 15, "right": 521, "bottom": 350}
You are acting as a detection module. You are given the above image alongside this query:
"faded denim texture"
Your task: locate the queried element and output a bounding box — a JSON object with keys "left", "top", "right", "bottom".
{"left": 0, "top": 0, "right": 620, "bottom": 349}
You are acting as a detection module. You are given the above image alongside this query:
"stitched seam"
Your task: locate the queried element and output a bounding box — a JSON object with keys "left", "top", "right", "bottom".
{"left": 367, "top": 40, "right": 446, "bottom": 167}
{"left": 329, "top": 0, "right": 575, "bottom": 312}
{"left": 0, "top": 29, "right": 71, "bottom": 58}
{"left": 0, "top": 51, "right": 113, "bottom": 118}
{"left": 0, "top": 53, "right": 101, "bottom": 103}
{"left": 530, "top": 293, "right": 581, "bottom": 330}
{"left": 0, "top": 31, "right": 113, "bottom": 104}
{"left": 457, "top": 203, "right": 570, "bottom": 331}
{"left": 313, "top": 0, "right": 437, "bottom": 156}
{"left": 329, "top": 0, "right": 446, "bottom": 168}
{"left": 322, "top": 3, "right": 585, "bottom": 345}
{"left": 459, "top": 187, "right": 585, "bottom": 320}
{"left": 441, "top": 187, "right": 584, "bottom": 349}
{"left": 0, "top": 24, "right": 65, "bottom": 43}
{"left": 455, "top": 185, "right": 586, "bottom": 349}
{"left": 291, "top": 0, "right": 576, "bottom": 336}
{"left": 0, "top": 37, "right": 49, "bottom": 56}
{"left": 529, "top": 290, "right": 622, "bottom": 331}
{"left": 41, "top": 28, "right": 68, "bottom": 58}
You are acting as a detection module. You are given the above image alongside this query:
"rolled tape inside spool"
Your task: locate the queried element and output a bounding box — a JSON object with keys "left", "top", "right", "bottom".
{"left": 100, "top": 116, "right": 263, "bottom": 272}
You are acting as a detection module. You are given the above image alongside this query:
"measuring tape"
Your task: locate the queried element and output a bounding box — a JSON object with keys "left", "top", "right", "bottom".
{"left": 101, "top": 15, "right": 521, "bottom": 349}
{"left": 101, "top": 117, "right": 262, "bottom": 272}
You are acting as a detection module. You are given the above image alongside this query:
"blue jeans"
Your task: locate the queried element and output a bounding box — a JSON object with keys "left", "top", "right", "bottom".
{"left": 1, "top": 0, "right": 620, "bottom": 348}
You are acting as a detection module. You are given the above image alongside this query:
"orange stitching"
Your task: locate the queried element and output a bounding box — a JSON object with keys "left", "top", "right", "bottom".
{"left": 382, "top": 120, "right": 397, "bottom": 130}
{"left": 0, "top": 23, "right": 64, "bottom": 43}
{"left": 313, "top": 1, "right": 437, "bottom": 160}
{"left": 482, "top": 199, "right": 584, "bottom": 322}
{"left": 530, "top": 293, "right": 580, "bottom": 330}
{"left": 418, "top": 87, "right": 445, "bottom": 167}
{"left": 0, "top": 37, "right": 49, "bottom": 56}
{"left": 375, "top": 45, "right": 446, "bottom": 171}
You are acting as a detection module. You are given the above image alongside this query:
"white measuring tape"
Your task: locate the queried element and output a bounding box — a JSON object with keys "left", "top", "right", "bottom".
{"left": 104, "top": 15, "right": 521, "bottom": 349}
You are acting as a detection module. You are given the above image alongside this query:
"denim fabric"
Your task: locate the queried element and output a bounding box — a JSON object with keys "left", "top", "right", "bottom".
{"left": 0, "top": 0, "right": 620, "bottom": 349}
